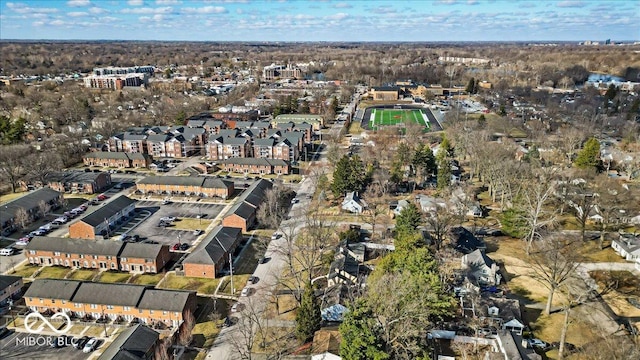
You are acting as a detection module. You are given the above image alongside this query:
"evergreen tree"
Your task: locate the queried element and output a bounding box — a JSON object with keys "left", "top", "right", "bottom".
{"left": 574, "top": 137, "right": 601, "bottom": 170}
{"left": 465, "top": 77, "right": 477, "bottom": 94}
{"left": 295, "top": 282, "right": 322, "bottom": 342}
{"left": 339, "top": 300, "right": 389, "bottom": 360}
{"left": 331, "top": 155, "right": 366, "bottom": 197}
{"left": 436, "top": 150, "right": 451, "bottom": 190}
{"left": 395, "top": 202, "right": 422, "bottom": 235}
{"left": 175, "top": 110, "right": 187, "bottom": 125}
{"left": 411, "top": 144, "right": 436, "bottom": 181}
{"left": 501, "top": 208, "right": 528, "bottom": 238}
{"left": 477, "top": 114, "right": 486, "bottom": 128}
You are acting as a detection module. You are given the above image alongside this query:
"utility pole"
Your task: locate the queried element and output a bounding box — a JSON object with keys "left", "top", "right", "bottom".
{"left": 229, "top": 253, "right": 234, "bottom": 295}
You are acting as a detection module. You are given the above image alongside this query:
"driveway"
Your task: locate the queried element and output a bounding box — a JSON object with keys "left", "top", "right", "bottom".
{"left": 0, "top": 332, "right": 91, "bottom": 360}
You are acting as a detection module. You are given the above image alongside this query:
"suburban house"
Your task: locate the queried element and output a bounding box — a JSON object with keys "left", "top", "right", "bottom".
{"left": 135, "top": 176, "right": 234, "bottom": 199}
{"left": 491, "top": 330, "right": 542, "bottom": 360}
{"left": 451, "top": 226, "right": 486, "bottom": 254}
{"left": 0, "top": 188, "right": 63, "bottom": 236}
{"left": 69, "top": 195, "right": 136, "bottom": 239}
{"left": 0, "top": 275, "right": 23, "bottom": 307}
{"left": 183, "top": 226, "right": 243, "bottom": 278}
{"left": 222, "top": 179, "right": 273, "bottom": 232}
{"left": 612, "top": 233, "right": 640, "bottom": 261}
{"left": 25, "top": 279, "right": 197, "bottom": 328}
{"left": 342, "top": 192, "right": 367, "bottom": 214}
{"left": 97, "top": 324, "right": 159, "bottom": 360}
{"left": 25, "top": 237, "right": 170, "bottom": 274}
{"left": 461, "top": 249, "right": 500, "bottom": 286}
{"left": 217, "top": 158, "right": 290, "bottom": 175}
{"left": 24, "top": 171, "right": 111, "bottom": 194}
{"left": 311, "top": 329, "right": 342, "bottom": 360}
{"left": 327, "top": 243, "right": 367, "bottom": 287}
{"left": 83, "top": 152, "right": 152, "bottom": 168}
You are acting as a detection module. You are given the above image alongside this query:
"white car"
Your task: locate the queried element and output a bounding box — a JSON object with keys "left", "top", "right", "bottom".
{"left": 231, "top": 303, "right": 240, "bottom": 312}
{"left": 0, "top": 247, "right": 16, "bottom": 256}
{"left": 271, "top": 232, "right": 281, "bottom": 240}
{"left": 527, "top": 338, "right": 548, "bottom": 349}
{"left": 240, "top": 288, "right": 250, "bottom": 297}
{"left": 82, "top": 337, "right": 98, "bottom": 353}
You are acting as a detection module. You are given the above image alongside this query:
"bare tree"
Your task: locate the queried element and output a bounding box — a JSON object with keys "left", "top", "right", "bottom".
{"left": 0, "top": 144, "right": 30, "bottom": 193}
{"left": 425, "top": 202, "right": 463, "bottom": 252}
{"left": 177, "top": 309, "right": 195, "bottom": 346}
{"left": 14, "top": 207, "right": 30, "bottom": 231}
{"left": 38, "top": 200, "right": 51, "bottom": 219}
{"left": 528, "top": 234, "right": 582, "bottom": 315}
{"left": 27, "top": 151, "right": 63, "bottom": 186}
{"left": 256, "top": 184, "right": 293, "bottom": 230}
{"left": 519, "top": 169, "right": 558, "bottom": 254}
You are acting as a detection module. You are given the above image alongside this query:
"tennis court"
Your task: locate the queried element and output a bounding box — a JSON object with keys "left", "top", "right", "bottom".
{"left": 369, "top": 108, "right": 430, "bottom": 131}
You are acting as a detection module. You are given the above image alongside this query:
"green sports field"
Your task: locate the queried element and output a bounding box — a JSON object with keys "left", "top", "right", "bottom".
{"left": 369, "top": 108, "right": 430, "bottom": 131}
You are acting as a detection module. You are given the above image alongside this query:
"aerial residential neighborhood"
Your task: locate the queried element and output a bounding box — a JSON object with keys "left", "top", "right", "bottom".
{"left": 0, "top": 1, "right": 639, "bottom": 360}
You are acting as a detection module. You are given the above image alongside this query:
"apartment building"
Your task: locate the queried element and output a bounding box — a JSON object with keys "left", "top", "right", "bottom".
{"left": 25, "top": 237, "right": 170, "bottom": 274}
{"left": 108, "top": 132, "right": 148, "bottom": 154}
{"left": 136, "top": 176, "right": 234, "bottom": 199}
{"left": 25, "top": 171, "right": 112, "bottom": 194}
{"left": 0, "top": 188, "right": 63, "bottom": 236}
{"left": 69, "top": 195, "right": 136, "bottom": 239}
{"left": 0, "top": 275, "right": 23, "bottom": 307}
{"left": 25, "top": 279, "right": 196, "bottom": 328}
{"left": 222, "top": 179, "right": 273, "bottom": 232}
{"left": 273, "top": 114, "right": 323, "bottom": 130}
{"left": 84, "top": 73, "right": 148, "bottom": 90}
{"left": 217, "top": 158, "right": 290, "bottom": 175}
{"left": 206, "top": 136, "right": 252, "bottom": 160}
{"left": 93, "top": 66, "right": 155, "bottom": 76}
{"left": 262, "top": 63, "right": 302, "bottom": 81}
{"left": 83, "top": 152, "right": 152, "bottom": 168}
{"left": 97, "top": 324, "right": 159, "bottom": 360}
{"left": 183, "top": 226, "right": 243, "bottom": 278}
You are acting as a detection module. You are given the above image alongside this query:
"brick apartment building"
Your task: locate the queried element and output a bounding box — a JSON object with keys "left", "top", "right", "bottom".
{"left": 206, "top": 136, "right": 252, "bottom": 160}
{"left": 25, "top": 279, "right": 196, "bottom": 328}
{"left": 83, "top": 152, "right": 152, "bottom": 168}
{"left": 24, "top": 171, "right": 112, "bottom": 194}
{"left": 222, "top": 179, "right": 273, "bottom": 232}
{"left": 136, "top": 176, "right": 234, "bottom": 199}
{"left": 183, "top": 226, "right": 243, "bottom": 278}
{"left": 0, "top": 275, "right": 23, "bottom": 307}
{"left": 97, "top": 324, "right": 159, "bottom": 360}
{"left": 0, "top": 188, "right": 63, "bottom": 236}
{"left": 25, "top": 237, "right": 170, "bottom": 274}
{"left": 217, "top": 158, "right": 290, "bottom": 175}
{"left": 69, "top": 196, "right": 136, "bottom": 239}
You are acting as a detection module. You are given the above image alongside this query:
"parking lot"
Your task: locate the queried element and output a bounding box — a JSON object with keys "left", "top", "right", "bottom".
{"left": 0, "top": 332, "right": 92, "bottom": 360}
{"left": 125, "top": 200, "right": 225, "bottom": 248}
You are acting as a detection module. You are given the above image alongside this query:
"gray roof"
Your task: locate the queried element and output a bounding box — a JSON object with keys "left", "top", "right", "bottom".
{"left": 84, "top": 152, "right": 129, "bottom": 160}
{"left": 221, "top": 137, "right": 248, "bottom": 146}
{"left": 119, "top": 243, "right": 165, "bottom": 259}
{"left": 254, "top": 138, "right": 277, "bottom": 146}
{"left": 137, "top": 176, "right": 232, "bottom": 189}
{"left": 26, "top": 236, "right": 124, "bottom": 256}
{"left": 217, "top": 129, "right": 239, "bottom": 138}
{"left": 146, "top": 134, "right": 172, "bottom": 142}
{"left": 203, "top": 120, "right": 224, "bottom": 128}
{"left": 202, "top": 178, "right": 233, "bottom": 190}
{"left": 234, "top": 121, "right": 254, "bottom": 128}
{"left": 45, "top": 171, "right": 106, "bottom": 184}
{"left": 274, "top": 114, "right": 323, "bottom": 123}
{"left": 0, "top": 275, "right": 22, "bottom": 290}
{"left": 121, "top": 133, "right": 148, "bottom": 141}
{"left": 126, "top": 153, "right": 149, "bottom": 160}
{"left": 184, "top": 226, "right": 242, "bottom": 265}
{"left": 464, "top": 249, "right": 495, "bottom": 268}
{"left": 186, "top": 120, "right": 205, "bottom": 127}
{"left": 78, "top": 195, "right": 136, "bottom": 227}
{"left": 227, "top": 202, "right": 255, "bottom": 221}
{"left": 72, "top": 282, "right": 147, "bottom": 307}
{"left": 24, "top": 279, "right": 81, "bottom": 300}
{"left": 97, "top": 324, "right": 159, "bottom": 360}
{"left": 137, "top": 289, "right": 194, "bottom": 312}
{"left": 1, "top": 188, "right": 62, "bottom": 225}
{"left": 237, "top": 179, "right": 273, "bottom": 207}
{"left": 219, "top": 158, "right": 288, "bottom": 167}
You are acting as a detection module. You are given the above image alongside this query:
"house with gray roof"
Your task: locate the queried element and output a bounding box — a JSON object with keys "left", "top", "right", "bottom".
{"left": 97, "top": 324, "right": 159, "bottom": 360}
{"left": 24, "top": 279, "right": 81, "bottom": 302}
{"left": 0, "top": 188, "right": 63, "bottom": 236}
{"left": 69, "top": 195, "right": 136, "bottom": 239}
{"left": 461, "top": 249, "right": 500, "bottom": 286}
{"left": 218, "top": 157, "right": 290, "bottom": 175}
{"left": 222, "top": 179, "right": 273, "bottom": 232}
{"left": 183, "top": 226, "right": 243, "bottom": 278}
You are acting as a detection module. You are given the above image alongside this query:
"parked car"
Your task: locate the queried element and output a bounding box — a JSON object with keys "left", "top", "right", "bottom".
{"left": 141, "top": 240, "right": 159, "bottom": 244}
{"left": 0, "top": 247, "right": 16, "bottom": 256}
{"left": 222, "top": 316, "right": 233, "bottom": 328}
{"left": 78, "top": 204, "right": 88, "bottom": 211}
{"left": 247, "top": 276, "right": 259, "bottom": 285}
{"left": 231, "top": 303, "right": 240, "bottom": 312}
{"left": 179, "top": 243, "right": 190, "bottom": 251}
{"left": 258, "top": 257, "right": 268, "bottom": 264}
{"left": 196, "top": 213, "right": 206, "bottom": 219}
{"left": 82, "top": 337, "right": 98, "bottom": 353}
{"left": 271, "top": 232, "right": 281, "bottom": 240}
{"left": 527, "top": 338, "right": 548, "bottom": 349}
{"left": 171, "top": 243, "right": 180, "bottom": 251}
{"left": 113, "top": 183, "right": 123, "bottom": 190}
{"left": 240, "top": 288, "right": 250, "bottom": 297}
{"left": 73, "top": 336, "right": 89, "bottom": 349}
{"left": 0, "top": 326, "right": 10, "bottom": 338}
{"left": 131, "top": 235, "right": 140, "bottom": 242}
{"left": 291, "top": 197, "right": 299, "bottom": 204}
{"left": 160, "top": 216, "right": 176, "bottom": 222}
{"left": 16, "top": 238, "right": 30, "bottom": 246}
{"left": 97, "top": 194, "right": 108, "bottom": 201}
{"left": 193, "top": 229, "right": 203, "bottom": 236}
{"left": 50, "top": 336, "right": 65, "bottom": 348}
{"left": 162, "top": 199, "right": 171, "bottom": 205}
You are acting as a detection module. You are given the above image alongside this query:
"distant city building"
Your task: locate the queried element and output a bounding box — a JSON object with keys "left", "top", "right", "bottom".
{"left": 93, "top": 66, "right": 155, "bottom": 76}
{"left": 84, "top": 73, "right": 148, "bottom": 90}
{"left": 438, "top": 56, "right": 490, "bottom": 65}
{"left": 263, "top": 63, "right": 302, "bottom": 81}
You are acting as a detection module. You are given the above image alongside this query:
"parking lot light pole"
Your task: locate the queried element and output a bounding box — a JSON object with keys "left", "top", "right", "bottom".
{"left": 229, "top": 253, "right": 234, "bottom": 295}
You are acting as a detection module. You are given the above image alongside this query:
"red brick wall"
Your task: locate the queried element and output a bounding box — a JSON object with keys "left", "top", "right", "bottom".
{"left": 183, "top": 263, "right": 217, "bottom": 279}
{"left": 69, "top": 221, "right": 96, "bottom": 239}
{"left": 222, "top": 214, "right": 248, "bottom": 232}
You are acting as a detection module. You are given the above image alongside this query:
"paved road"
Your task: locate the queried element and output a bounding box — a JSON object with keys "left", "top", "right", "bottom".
{"left": 205, "top": 175, "right": 315, "bottom": 360}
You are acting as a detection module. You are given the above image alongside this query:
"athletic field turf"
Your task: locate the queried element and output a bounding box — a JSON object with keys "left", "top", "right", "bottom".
{"left": 369, "top": 108, "right": 430, "bottom": 131}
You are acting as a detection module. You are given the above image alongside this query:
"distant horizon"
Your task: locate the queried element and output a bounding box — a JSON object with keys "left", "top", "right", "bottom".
{"left": 1, "top": 39, "right": 638, "bottom": 44}
{"left": 1, "top": 0, "right": 638, "bottom": 42}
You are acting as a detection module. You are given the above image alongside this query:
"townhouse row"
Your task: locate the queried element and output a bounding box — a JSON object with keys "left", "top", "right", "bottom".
{"left": 25, "top": 236, "right": 171, "bottom": 274}
{"left": 25, "top": 279, "right": 196, "bottom": 328}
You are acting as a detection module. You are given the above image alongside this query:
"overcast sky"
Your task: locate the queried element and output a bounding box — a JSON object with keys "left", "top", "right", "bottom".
{"left": 0, "top": 0, "right": 638, "bottom": 42}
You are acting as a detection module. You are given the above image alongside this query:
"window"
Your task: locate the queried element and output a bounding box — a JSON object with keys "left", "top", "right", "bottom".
{"left": 51, "top": 299, "right": 56, "bottom": 304}
{"left": 106, "top": 305, "right": 114, "bottom": 310}
{"left": 62, "top": 300, "right": 66, "bottom": 304}
{"left": 65, "top": 253, "right": 70, "bottom": 258}
{"left": 93, "top": 255, "right": 98, "bottom": 259}
{"left": 146, "top": 258, "right": 152, "bottom": 263}
{"left": 124, "top": 306, "right": 131, "bottom": 311}
{"left": 163, "top": 311, "right": 168, "bottom": 315}
{"left": 29, "top": 250, "right": 36, "bottom": 255}
{"left": 29, "top": 297, "right": 33, "bottom": 302}
{"left": 90, "top": 304, "right": 97, "bottom": 309}
{"left": 121, "top": 257, "right": 127, "bottom": 262}
{"left": 79, "top": 254, "right": 84, "bottom": 258}
{"left": 54, "top": 252, "right": 60, "bottom": 256}
{"left": 75, "top": 303, "right": 81, "bottom": 308}
{"left": 149, "top": 310, "right": 154, "bottom": 314}
{"left": 107, "top": 256, "right": 112, "bottom": 260}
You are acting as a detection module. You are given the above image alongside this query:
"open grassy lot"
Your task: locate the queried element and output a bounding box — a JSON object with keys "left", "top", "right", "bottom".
{"left": 264, "top": 294, "right": 298, "bottom": 321}
{"left": 67, "top": 269, "right": 99, "bottom": 281}
{"left": 95, "top": 271, "right": 131, "bottom": 283}
{"left": 591, "top": 271, "right": 640, "bottom": 317}
{"left": 9, "top": 264, "right": 39, "bottom": 278}
{"left": 130, "top": 273, "right": 165, "bottom": 286}
{"left": 347, "top": 121, "right": 363, "bottom": 135}
{"left": 191, "top": 321, "right": 221, "bottom": 348}
{"left": 218, "top": 275, "right": 250, "bottom": 295}
{"left": 84, "top": 325, "right": 111, "bottom": 338}
{"left": 35, "top": 266, "right": 72, "bottom": 279}
{"left": 580, "top": 240, "right": 627, "bottom": 263}
{"left": 160, "top": 273, "right": 219, "bottom": 294}
{"left": 0, "top": 191, "right": 28, "bottom": 204}
{"left": 531, "top": 311, "right": 599, "bottom": 359}
{"left": 370, "top": 108, "right": 429, "bottom": 130}
{"left": 172, "top": 218, "right": 212, "bottom": 231}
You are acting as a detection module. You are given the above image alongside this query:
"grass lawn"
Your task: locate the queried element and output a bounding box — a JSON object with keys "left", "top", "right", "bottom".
{"left": 160, "top": 273, "right": 219, "bottom": 294}
{"left": 218, "top": 275, "right": 250, "bottom": 295}
{"left": 68, "top": 324, "right": 88, "bottom": 335}
{"left": 590, "top": 271, "right": 640, "bottom": 317}
{"left": 130, "top": 273, "right": 165, "bottom": 286}
{"left": 347, "top": 121, "right": 363, "bottom": 135}
{"left": 67, "top": 269, "right": 99, "bottom": 281}
{"left": 9, "top": 264, "right": 39, "bottom": 278}
{"left": 197, "top": 280, "right": 221, "bottom": 295}
{"left": 191, "top": 321, "right": 221, "bottom": 348}
{"left": 265, "top": 295, "right": 298, "bottom": 321}
{"left": 96, "top": 271, "right": 131, "bottom": 283}
{"left": 172, "top": 218, "right": 212, "bottom": 231}
{"left": 531, "top": 311, "right": 599, "bottom": 358}
{"left": 84, "top": 325, "right": 110, "bottom": 338}
{"left": 35, "top": 266, "right": 72, "bottom": 279}
{"left": 0, "top": 191, "right": 28, "bottom": 204}
{"left": 580, "top": 240, "right": 627, "bottom": 263}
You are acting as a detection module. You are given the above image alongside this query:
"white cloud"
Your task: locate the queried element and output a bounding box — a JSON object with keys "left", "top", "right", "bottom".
{"left": 557, "top": 1, "right": 586, "bottom": 8}
{"left": 50, "top": 19, "right": 67, "bottom": 26}
{"left": 183, "top": 6, "right": 227, "bottom": 14}
{"left": 156, "top": 0, "right": 181, "bottom": 4}
{"left": 326, "top": 13, "right": 348, "bottom": 20}
{"left": 6, "top": 2, "right": 59, "bottom": 14}
{"left": 68, "top": 12, "right": 88, "bottom": 17}
{"left": 333, "top": 2, "right": 352, "bottom": 8}
{"left": 66, "top": 0, "right": 91, "bottom": 6}
{"left": 128, "top": 0, "right": 144, "bottom": 6}
{"left": 122, "top": 6, "right": 173, "bottom": 14}
{"left": 32, "top": 20, "right": 45, "bottom": 26}
{"left": 140, "top": 13, "right": 166, "bottom": 22}
{"left": 236, "top": 8, "right": 243, "bottom": 14}
{"left": 88, "top": 7, "right": 107, "bottom": 14}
